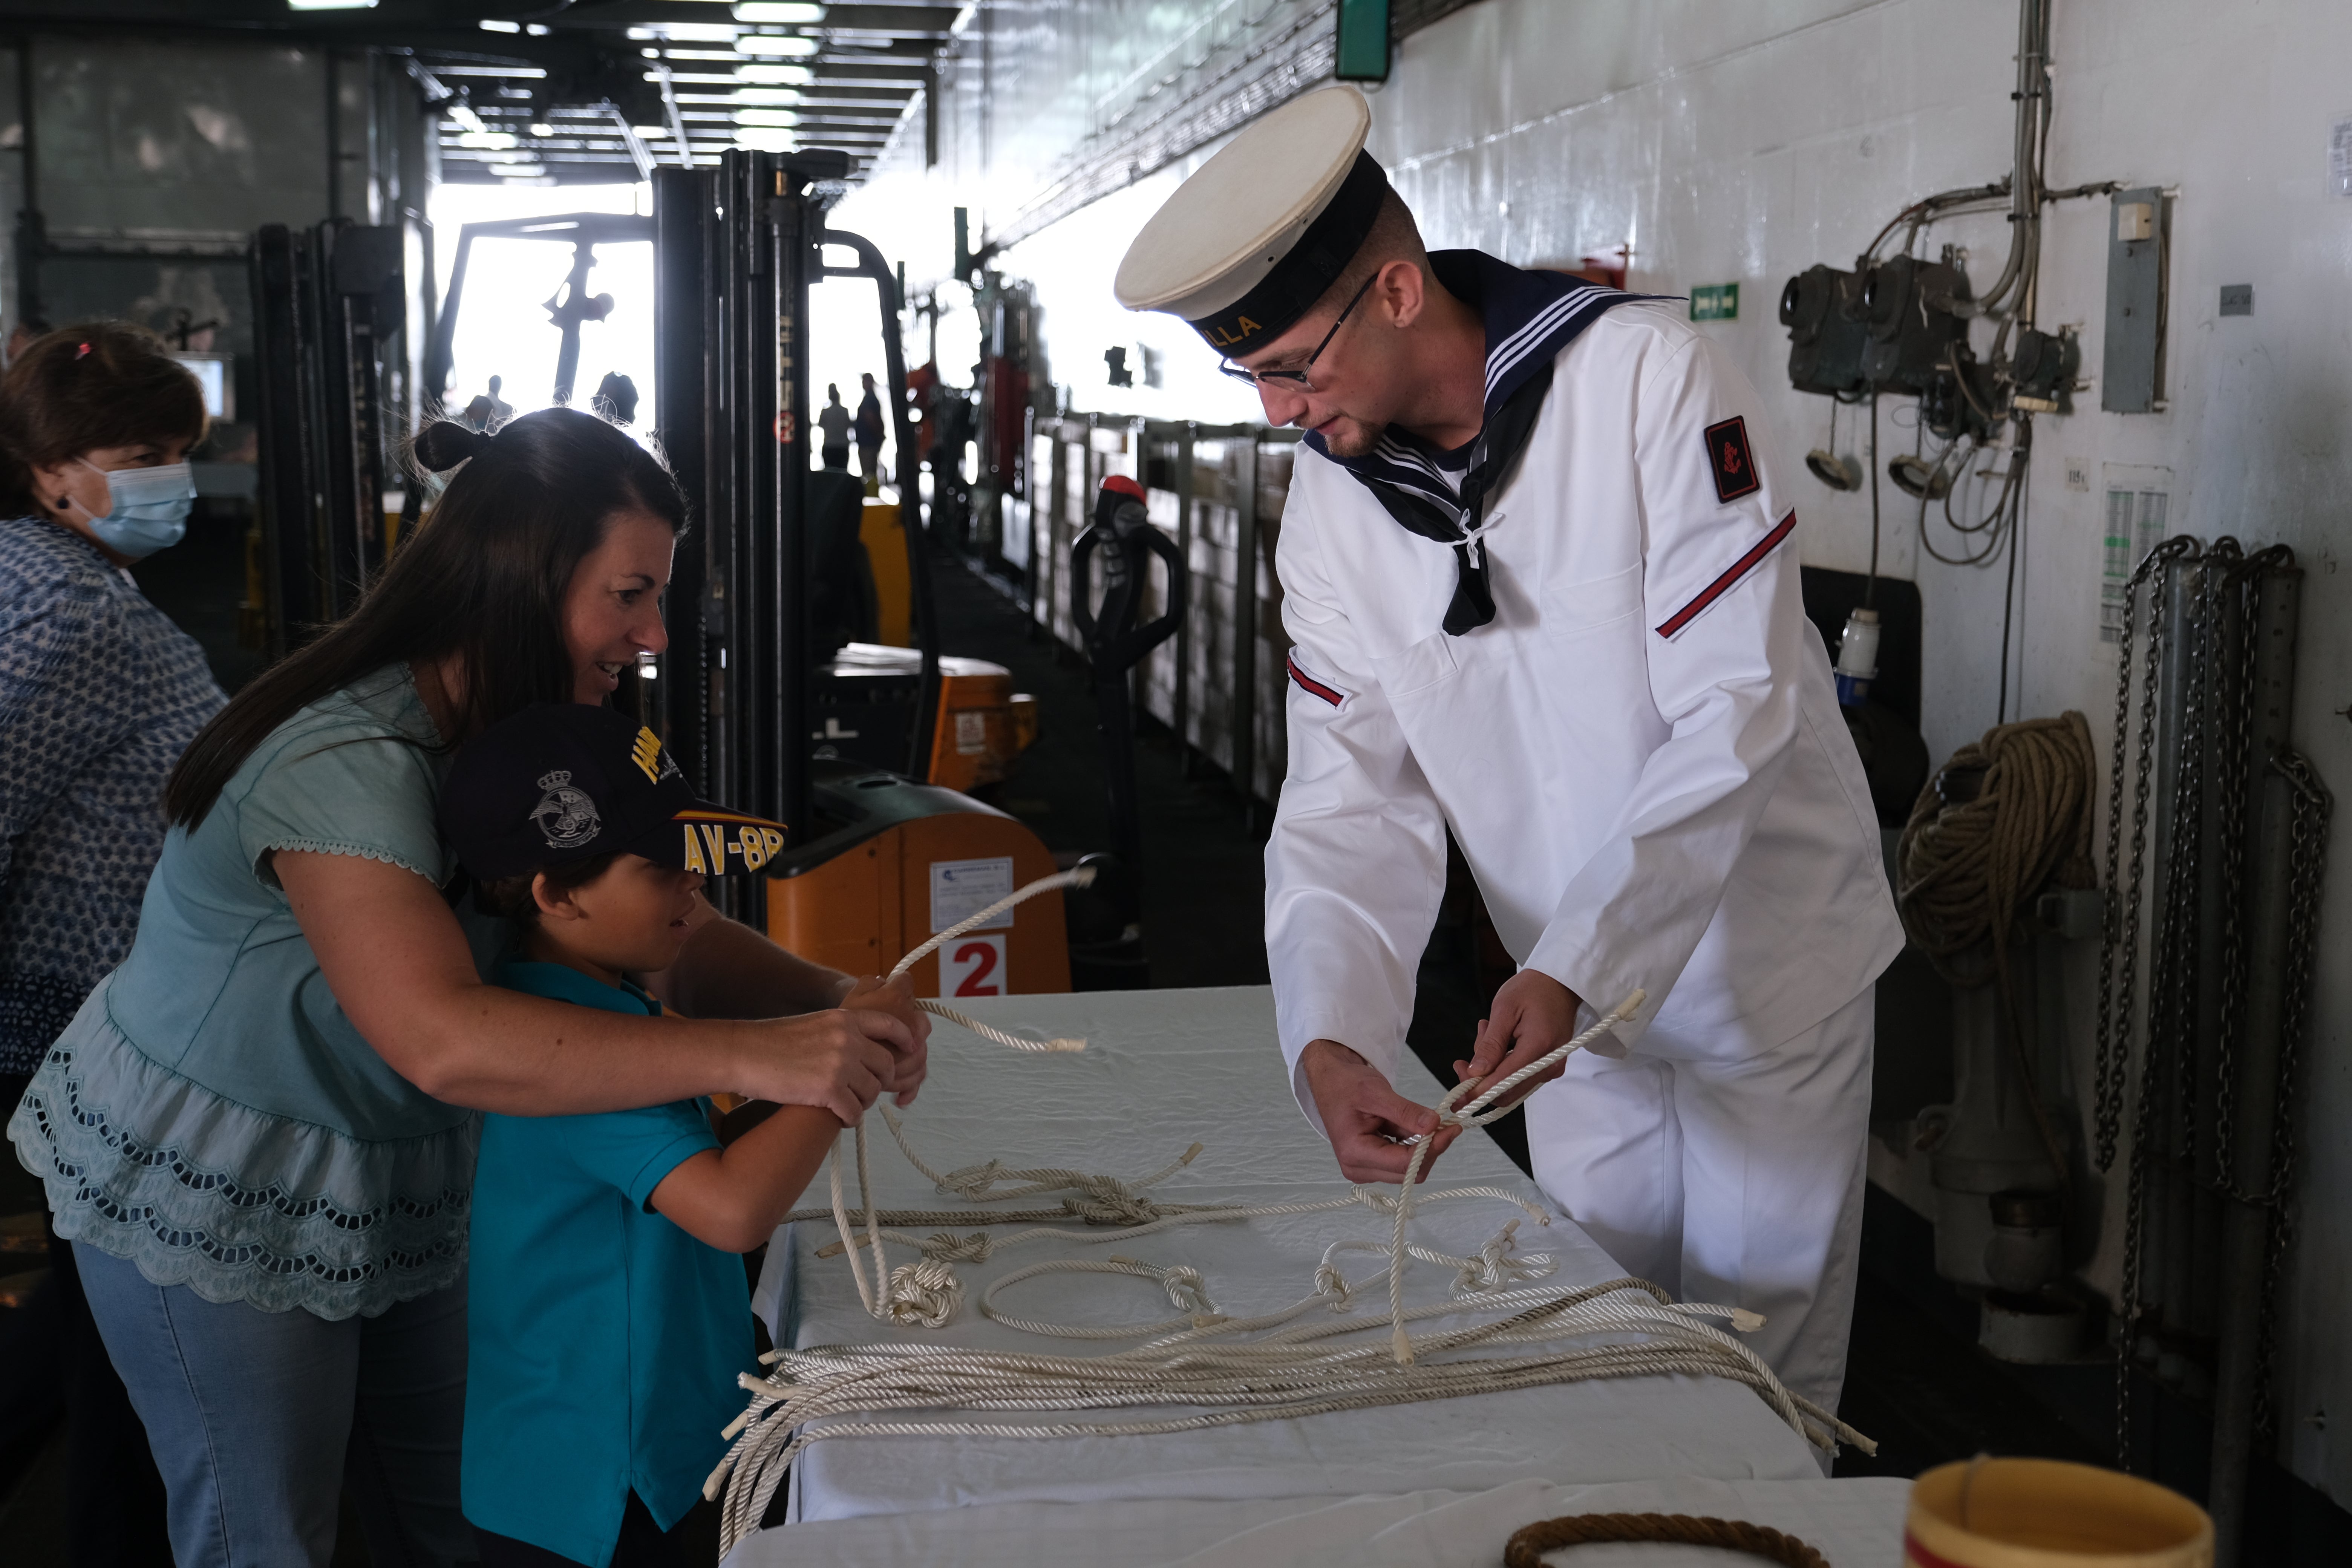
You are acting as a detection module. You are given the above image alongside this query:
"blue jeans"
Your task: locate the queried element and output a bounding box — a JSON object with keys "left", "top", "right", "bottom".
{"left": 75, "top": 1242, "right": 473, "bottom": 1568}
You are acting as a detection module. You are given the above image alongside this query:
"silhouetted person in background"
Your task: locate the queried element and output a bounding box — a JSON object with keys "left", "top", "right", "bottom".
{"left": 818, "top": 383, "right": 851, "bottom": 472}
{"left": 854, "top": 371, "right": 884, "bottom": 495}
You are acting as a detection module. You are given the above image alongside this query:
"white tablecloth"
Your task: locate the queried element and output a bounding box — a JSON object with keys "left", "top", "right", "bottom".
{"left": 739, "top": 986, "right": 1825, "bottom": 1543}
{"left": 724, "top": 1476, "right": 1914, "bottom": 1566}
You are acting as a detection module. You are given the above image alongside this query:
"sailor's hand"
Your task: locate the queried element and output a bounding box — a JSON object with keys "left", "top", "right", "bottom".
{"left": 1454, "top": 969, "right": 1585, "bottom": 1113}
{"left": 841, "top": 973, "right": 931, "bottom": 1106}
{"left": 1300, "top": 1039, "right": 1462, "bottom": 1183}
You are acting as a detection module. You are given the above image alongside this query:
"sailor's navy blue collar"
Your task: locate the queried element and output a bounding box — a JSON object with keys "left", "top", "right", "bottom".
{"left": 1304, "top": 250, "right": 1643, "bottom": 504}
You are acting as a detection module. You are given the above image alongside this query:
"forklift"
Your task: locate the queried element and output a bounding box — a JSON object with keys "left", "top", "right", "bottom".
{"left": 648, "top": 150, "right": 1069, "bottom": 997}
{"left": 248, "top": 219, "right": 407, "bottom": 646}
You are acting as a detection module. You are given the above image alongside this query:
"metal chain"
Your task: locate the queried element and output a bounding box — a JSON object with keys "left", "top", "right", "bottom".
{"left": 2094, "top": 536, "right": 2195, "bottom": 1171}
{"left": 2109, "top": 544, "right": 2324, "bottom": 1471}
{"left": 2207, "top": 544, "right": 2294, "bottom": 1193}
{"left": 2111, "top": 536, "right": 2204, "bottom": 1467}
{"left": 2203, "top": 546, "right": 2256, "bottom": 1179}
{"left": 2156, "top": 548, "right": 2215, "bottom": 1167}
{"left": 2250, "top": 751, "right": 2329, "bottom": 1447}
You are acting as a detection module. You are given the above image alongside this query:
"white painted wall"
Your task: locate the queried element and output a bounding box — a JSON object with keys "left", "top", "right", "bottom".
{"left": 1370, "top": 0, "right": 2352, "bottom": 1502}
{"left": 842, "top": 0, "right": 2352, "bottom": 1501}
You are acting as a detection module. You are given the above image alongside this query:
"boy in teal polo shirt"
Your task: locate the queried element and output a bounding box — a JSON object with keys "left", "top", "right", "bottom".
{"left": 439, "top": 704, "right": 871, "bottom": 1568}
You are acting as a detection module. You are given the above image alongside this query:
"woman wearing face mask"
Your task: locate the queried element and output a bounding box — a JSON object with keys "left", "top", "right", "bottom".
{"left": 0, "top": 322, "right": 214, "bottom": 1560}
{"left": 7, "top": 406, "right": 931, "bottom": 1568}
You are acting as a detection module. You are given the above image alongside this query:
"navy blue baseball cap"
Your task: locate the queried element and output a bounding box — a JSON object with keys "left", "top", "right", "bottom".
{"left": 439, "top": 703, "right": 789, "bottom": 882}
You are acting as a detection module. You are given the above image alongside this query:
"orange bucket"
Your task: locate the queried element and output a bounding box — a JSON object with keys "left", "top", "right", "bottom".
{"left": 1904, "top": 1458, "right": 2213, "bottom": 1567}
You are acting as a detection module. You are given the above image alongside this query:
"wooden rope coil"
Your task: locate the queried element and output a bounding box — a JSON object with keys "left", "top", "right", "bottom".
{"left": 1503, "top": 1511, "right": 1830, "bottom": 1568}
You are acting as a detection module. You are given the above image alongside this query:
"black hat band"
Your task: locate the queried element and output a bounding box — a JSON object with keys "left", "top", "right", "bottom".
{"left": 1186, "top": 151, "right": 1392, "bottom": 353}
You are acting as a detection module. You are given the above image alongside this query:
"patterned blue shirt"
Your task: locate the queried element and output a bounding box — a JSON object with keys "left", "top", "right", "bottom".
{"left": 0, "top": 515, "right": 225, "bottom": 1074}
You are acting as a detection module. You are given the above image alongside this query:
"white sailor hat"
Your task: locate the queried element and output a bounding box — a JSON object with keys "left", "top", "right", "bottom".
{"left": 1114, "top": 85, "right": 1391, "bottom": 354}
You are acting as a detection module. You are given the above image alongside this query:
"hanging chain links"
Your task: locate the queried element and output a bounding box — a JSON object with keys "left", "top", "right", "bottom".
{"left": 2249, "top": 751, "right": 2330, "bottom": 1445}
{"left": 2098, "top": 537, "right": 2328, "bottom": 1470}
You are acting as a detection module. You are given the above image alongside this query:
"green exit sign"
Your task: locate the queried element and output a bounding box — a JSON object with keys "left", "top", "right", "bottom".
{"left": 1335, "top": 0, "right": 1391, "bottom": 83}
{"left": 1690, "top": 283, "right": 1740, "bottom": 322}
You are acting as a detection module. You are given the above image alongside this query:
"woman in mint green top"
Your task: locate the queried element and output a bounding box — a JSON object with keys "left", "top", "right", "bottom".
{"left": 9, "top": 410, "right": 931, "bottom": 1568}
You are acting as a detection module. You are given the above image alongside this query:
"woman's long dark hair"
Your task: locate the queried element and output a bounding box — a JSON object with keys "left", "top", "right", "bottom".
{"left": 165, "top": 407, "right": 686, "bottom": 829}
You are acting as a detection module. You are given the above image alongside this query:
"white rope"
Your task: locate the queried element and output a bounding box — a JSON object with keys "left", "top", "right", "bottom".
{"left": 1386, "top": 989, "right": 1646, "bottom": 1364}
{"left": 712, "top": 913, "right": 1869, "bottom": 1555}
{"left": 893, "top": 868, "right": 1096, "bottom": 1054}
{"left": 704, "top": 1277, "right": 1872, "bottom": 1551}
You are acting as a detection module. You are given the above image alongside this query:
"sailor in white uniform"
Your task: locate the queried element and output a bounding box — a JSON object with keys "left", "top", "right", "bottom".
{"left": 1113, "top": 86, "right": 1903, "bottom": 1421}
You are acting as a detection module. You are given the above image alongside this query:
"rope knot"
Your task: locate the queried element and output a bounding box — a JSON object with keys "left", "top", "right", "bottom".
{"left": 1060, "top": 1176, "right": 1165, "bottom": 1227}
{"left": 919, "top": 1231, "right": 994, "bottom": 1263}
{"left": 935, "top": 1157, "right": 1008, "bottom": 1200}
{"left": 1452, "top": 1220, "right": 1551, "bottom": 1295}
{"left": 1158, "top": 1265, "right": 1215, "bottom": 1318}
{"left": 1312, "top": 1262, "right": 1357, "bottom": 1309}
{"left": 880, "top": 1259, "right": 963, "bottom": 1328}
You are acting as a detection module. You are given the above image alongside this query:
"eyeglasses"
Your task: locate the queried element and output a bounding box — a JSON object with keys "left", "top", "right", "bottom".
{"left": 1216, "top": 272, "right": 1379, "bottom": 389}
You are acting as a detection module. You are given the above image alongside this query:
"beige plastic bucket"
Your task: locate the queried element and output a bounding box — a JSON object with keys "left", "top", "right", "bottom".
{"left": 1904, "top": 1458, "right": 2213, "bottom": 1568}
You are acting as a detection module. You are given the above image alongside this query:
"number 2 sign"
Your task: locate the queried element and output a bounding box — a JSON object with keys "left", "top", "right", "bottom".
{"left": 940, "top": 932, "right": 1007, "bottom": 998}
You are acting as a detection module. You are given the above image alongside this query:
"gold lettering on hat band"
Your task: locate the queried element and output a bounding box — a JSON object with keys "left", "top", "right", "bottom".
{"left": 631, "top": 727, "right": 664, "bottom": 783}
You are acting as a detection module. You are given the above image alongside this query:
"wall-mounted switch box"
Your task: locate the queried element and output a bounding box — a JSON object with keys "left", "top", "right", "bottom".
{"left": 2103, "top": 187, "right": 2171, "bottom": 413}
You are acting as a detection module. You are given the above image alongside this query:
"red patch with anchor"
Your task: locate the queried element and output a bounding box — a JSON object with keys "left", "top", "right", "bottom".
{"left": 1703, "top": 415, "right": 1761, "bottom": 504}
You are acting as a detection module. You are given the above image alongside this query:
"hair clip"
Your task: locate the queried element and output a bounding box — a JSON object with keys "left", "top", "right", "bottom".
{"left": 74, "top": 342, "right": 91, "bottom": 360}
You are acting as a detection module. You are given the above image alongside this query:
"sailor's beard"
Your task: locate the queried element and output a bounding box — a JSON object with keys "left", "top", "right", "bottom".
{"left": 1314, "top": 415, "right": 1383, "bottom": 458}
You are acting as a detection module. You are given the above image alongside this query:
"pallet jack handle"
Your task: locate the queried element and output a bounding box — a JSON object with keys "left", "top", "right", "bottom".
{"left": 1072, "top": 475, "right": 1188, "bottom": 908}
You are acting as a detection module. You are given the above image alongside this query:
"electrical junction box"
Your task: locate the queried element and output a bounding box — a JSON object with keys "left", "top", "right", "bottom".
{"left": 1857, "top": 255, "right": 1971, "bottom": 394}
{"left": 2102, "top": 187, "right": 2171, "bottom": 413}
{"left": 1779, "top": 265, "right": 1868, "bottom": 397}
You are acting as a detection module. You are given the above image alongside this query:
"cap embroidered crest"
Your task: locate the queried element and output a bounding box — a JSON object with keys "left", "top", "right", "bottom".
{"left": 530, "top": 769, "right": 601, "bottom": 849}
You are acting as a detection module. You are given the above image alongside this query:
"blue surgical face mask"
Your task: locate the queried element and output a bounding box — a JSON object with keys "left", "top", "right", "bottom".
{"left": 73, "top": 457, "right": 195, "bottom": 559}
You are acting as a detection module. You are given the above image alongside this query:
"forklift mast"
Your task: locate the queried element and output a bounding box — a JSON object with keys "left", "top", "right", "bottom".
{"left": 249, "top": 220, "right": 406, "bottom": 648}
{"left": 651, "top": 149, "right": 942, "bottom": 926}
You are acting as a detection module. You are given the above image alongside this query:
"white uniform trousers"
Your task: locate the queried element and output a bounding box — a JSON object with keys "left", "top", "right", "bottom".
{"left": 1525, "top": 986, "right": 1874, "bottom": 1435}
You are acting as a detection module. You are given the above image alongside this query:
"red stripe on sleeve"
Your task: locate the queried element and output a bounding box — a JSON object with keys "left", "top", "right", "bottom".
{"left": 1654, "top": 510, "right": 1796, "bottom": 640}
{"left": 1286, "top": 653, "right": 1345, "bottom": 707}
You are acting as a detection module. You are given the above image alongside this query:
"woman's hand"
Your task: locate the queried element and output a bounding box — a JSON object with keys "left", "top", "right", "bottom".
{"left": 840, "top": 972, "right": 930, "bottom": 1106}
{"left": 735, "top": 1007, "right": 909, "bottom": 1124}
{"left": 275, "top": 849, "right": 911, "bottom": 1119}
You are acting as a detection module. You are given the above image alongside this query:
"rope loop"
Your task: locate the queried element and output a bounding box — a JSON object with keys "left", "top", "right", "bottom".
{"left": 1502, "top": 1511, "right": 1830, "bottom": 1568}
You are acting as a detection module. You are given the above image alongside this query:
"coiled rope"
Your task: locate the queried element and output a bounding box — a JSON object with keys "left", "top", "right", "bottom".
{"left": 707, "top": 881, "right": 1875, "bottom": 1554}
{"left": 1503, "top": 1511, "right": 1830, "bottom": 1567}
{"left": 706, "top": 1276, "right": 1869, "bottom": 1552}
{"left": 1896, "top": 712, "right": 2097, "bottom": 982}
{"left": 1896, "top": 712, "right": 2097, "bottom": 1185}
